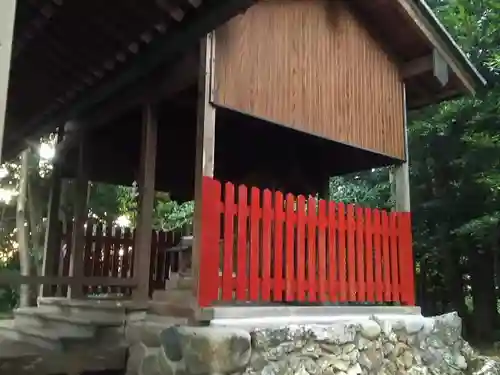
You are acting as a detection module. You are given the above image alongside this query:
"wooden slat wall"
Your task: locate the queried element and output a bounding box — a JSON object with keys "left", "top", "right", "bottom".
{"left": 213, "top": 0, "right": 406, "bottom": 160}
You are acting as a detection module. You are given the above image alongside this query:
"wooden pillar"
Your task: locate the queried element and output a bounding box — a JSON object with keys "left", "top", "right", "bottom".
{"left": 131, "top": 103, "right": 158, "bottom": 301}
{"left": 67, "top": 138, "right": 89, "bottom": 299}
{"left": 192, "top": 33, "right": 216, "bottom": 300}
{"left": 40, "top": 128, "right": 64, "bottom": 297}
{"left": 0, "top": 0, "right": 16, "bottom": 162}
{"left": 321, "top": 174, "right": 330, "bottom": 201}
{"left": 390, "top": 84, "right": 411, "bottom": 212}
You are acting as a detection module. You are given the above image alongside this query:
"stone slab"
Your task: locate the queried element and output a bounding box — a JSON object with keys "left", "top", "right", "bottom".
{"left": 200, "top": 305, "right": 421, "bottom": 326}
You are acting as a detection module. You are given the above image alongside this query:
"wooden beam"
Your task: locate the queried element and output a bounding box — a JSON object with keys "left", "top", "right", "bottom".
{"left": 407, "top": 87, "right": 460, "bottom": 110}
{"left": 0, "top": 0, "right": 16, "bottom": 163}
{"left": 3, "top": 0, "right": 255, "bottom": 162}
{"left": 433, "top": 49, "right": 449, "bottom": 86}
{"left": 395, "top": 0, "right": 476, "bottom": 94}
{"left": 401, "top": 50, "right": 449, "bottom": 87}
{"left": 55, "top": 50, "right": 198, "bottom": 161}
{"left": 40, "top": 127, "right": 64, "bottom": 297}
{"left": 192, "top": 33, "right": 217, "bottom": 301}
{"left": 12, "top": 0, "right": 62, "bottom": 59}
{"left": 156, "top": 0, "right": 185, "bottom": 22}
{"left": 390, "top": 84, "right": 411, "bottom": 212}
{"left": 0, "top": 272, "right": 137, "bottom": 287}
{"left": 67, "top": 137, "right": 89, "bottom": 298}
{"left": 401, "top": 55, "right": 433, "bottom": 79}
{"left": 131, "top": 104, "right": 158, "bottom": 301}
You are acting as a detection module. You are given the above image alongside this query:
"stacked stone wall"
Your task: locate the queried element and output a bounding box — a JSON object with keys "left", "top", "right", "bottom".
{"left": 132, "top": 313, "right": 500, "bottom": 375}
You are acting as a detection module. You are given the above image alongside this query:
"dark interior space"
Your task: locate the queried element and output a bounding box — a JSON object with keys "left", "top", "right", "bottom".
{"left": 61, "top": 87, "right": 399, "bottom": 201}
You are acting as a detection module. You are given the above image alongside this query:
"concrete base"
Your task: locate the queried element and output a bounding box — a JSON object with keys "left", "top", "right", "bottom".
{"left": 199, "top": 305, "right": 421, "bottom": 327}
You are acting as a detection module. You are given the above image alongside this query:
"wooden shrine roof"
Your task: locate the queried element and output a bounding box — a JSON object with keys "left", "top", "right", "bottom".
{"left": 2, "top": 0, "right": 487, "bottom": 166}
{"left": 348, "top": 0, "right": 486, "bottom": 109}
{"left": 2, "top": 0, "right": 254, "bottom": 161}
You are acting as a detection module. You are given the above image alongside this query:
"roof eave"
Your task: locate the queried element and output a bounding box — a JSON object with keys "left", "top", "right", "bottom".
{"left": 403, "top": 0, "right": 487, "bottom": 94}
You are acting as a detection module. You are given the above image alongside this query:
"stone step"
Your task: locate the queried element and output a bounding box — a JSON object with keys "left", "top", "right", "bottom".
{"left": 126, "top": 315, "right": 189, "bottom": 347}
{"left": 38, "top": 297, "right": 148, "bottom": 320}
{"left": 177, "top": 276, "right": 194, "bottom": 290}
{"left": 148, "top": 301, "right": 195, "bottom": 319}
{"left": 14, "top": 307, "right": 124, "bottom": 339}
{"left": 0, "top": 320, "right": 62, "bottom": 352}
{"left": 0, "top": 337, "right": 54, "bottom": 360}
{"left": 152, "top": 289, "right": 193, "bottom": 303}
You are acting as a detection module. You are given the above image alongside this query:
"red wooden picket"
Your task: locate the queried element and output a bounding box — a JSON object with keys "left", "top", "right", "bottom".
{"left": 400, "top": 212, "right": 415, "bottom": 305}
{"left": 356, "top": 207, "right": 366, "bottom": 302}
{"left": 364, "top": 208, "right": 375, "bottom": 302}
{"left": 337, "top": 203, "right": 347, "bottom": 302}
{"left": 347, "top": 204, "right": 356, "bottom": 301}
{"left": 222, "top": 182, "right": 235, "bottom": 301}
{"left": 373, "top": 210, "right": 384, "bottom": 302}
{"left": 328, "top": 201, "right": 338, "bottom": 301}
{"left": 296, "top": 195, "right": 307, "bottom": 302}
{"left": 389, "top": 213, "right": 400, "bottom": 302}
{"left": 285, "top": 194, "right": 296, "bottom": 302}
{"left": 249, "top": 188, "right": 261, "bottom": 301}
{"left": 317, "top": 200, "right": 327, "bottom": 302}
{"left": 198, "top": 176, "right": 222, "bottom": 307}
{"left": 261, "top": 190, "right": 273, "bottom": 302}
{"left": 236, "top": 185, "right": 249, "bottom": 301}
{"left": 197, "top": 177, "right": 416, "bottom": 307}
{"left": 273, "top": 192, "right": 285, "bottom": 301}
{"left": 307, "top": 197, "right": 317, "bottom": 302}
{"left": 381, "top": 211, "right": 391, "bottom": 301}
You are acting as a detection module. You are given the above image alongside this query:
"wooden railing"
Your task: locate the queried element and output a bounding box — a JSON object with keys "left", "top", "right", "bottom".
{"left": 0, "top": 222, "right": 191, "bottom": 297}
{"left": 198, "top": 176, "right": 415, "bottom": 307}
{"left": 58, "top": 222, "right": 191, "bottom": 296}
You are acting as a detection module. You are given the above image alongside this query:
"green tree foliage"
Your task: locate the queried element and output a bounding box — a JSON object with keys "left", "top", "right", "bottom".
{"left": 329, "top": 169, "right": 391, "bottom": 209}
{"left": 334, "top": 0, "right": 500, "bottom": 342}
{"left": 0, "top": 145, "right": 194, "bottom": 311}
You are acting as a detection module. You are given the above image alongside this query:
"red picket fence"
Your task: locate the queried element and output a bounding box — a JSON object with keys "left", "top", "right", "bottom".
{"left": 58, "top": 221, "right": 190, "bottom": 296}
{"left": 198, "top": 176, "right": 415, "bottom": 307}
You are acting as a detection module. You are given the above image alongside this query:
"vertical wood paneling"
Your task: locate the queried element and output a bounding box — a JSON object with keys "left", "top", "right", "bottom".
{"left": 214, "top": 0, "right": 405, "bottom": 159}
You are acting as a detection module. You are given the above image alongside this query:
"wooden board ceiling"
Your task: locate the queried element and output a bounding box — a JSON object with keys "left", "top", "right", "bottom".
{"left": 3, "top": 0, "right": 254, "bottom": 161}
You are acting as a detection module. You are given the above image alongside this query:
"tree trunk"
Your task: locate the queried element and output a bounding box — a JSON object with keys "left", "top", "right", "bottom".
{"left": 27, "top": 179, "right": 43, "bottom": 275}
{"left": 16, "top": 149, "right": 31, "bottom": 307}
{"left": 470, "top": 245, "right": 497, "bottom": 343}
{"left": 443, "top": 243, "right": 468, "bottom": 317}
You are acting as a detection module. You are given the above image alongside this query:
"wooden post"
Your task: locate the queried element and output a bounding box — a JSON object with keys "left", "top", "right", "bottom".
{"left": 321, "top": 174, "right": 330, "bottom": 201}
{"left": 131, "top": 103, "right": 158, "bottom": 301}
{"left": 67, "top": 138, "right": 89, "bottom": 299}
{"left": 192, "top": 33, "right": 217, "bottom": 302}
{"left": 0, "top": 0, "right": 16, "bottom": 163}
{"left": 40, "top": 128, "right": 64, "bottom": 297}
{"left": 390, "top": 84, "right": 411, "bottom": 212}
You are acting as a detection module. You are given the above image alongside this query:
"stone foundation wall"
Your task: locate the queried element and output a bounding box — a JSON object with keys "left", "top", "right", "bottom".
{"left": 133, "top": 313, "right": 500, "bottom": 375}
